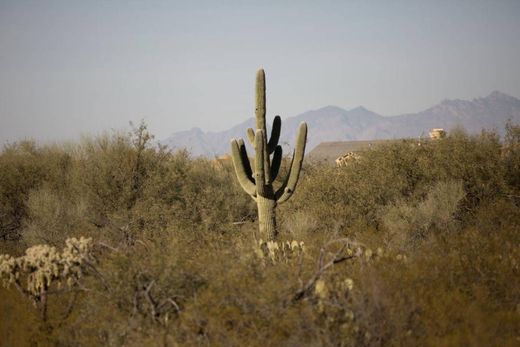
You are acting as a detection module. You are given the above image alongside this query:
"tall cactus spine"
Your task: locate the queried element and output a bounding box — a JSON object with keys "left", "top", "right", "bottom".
{"left": 230, "top": 69, "right": 308, "bottom": 240}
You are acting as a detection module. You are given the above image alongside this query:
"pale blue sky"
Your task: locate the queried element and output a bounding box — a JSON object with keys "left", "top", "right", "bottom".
{"left": 1, "top": 0, "right": 519, "bottom": 143}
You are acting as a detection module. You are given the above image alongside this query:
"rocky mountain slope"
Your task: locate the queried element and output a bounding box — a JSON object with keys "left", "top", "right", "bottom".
{"left": 162, "top": 91, "right": 520, "bottom": 156}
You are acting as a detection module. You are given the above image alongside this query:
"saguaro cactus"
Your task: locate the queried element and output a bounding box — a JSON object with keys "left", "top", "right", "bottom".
{"left": 230, "top": 69, "right": 308, "bottom": 240}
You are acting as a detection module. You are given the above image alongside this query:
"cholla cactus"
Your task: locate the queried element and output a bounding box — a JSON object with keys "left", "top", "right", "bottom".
{"left": 335, "top": 152, "right": 361, "bottom": 167}
{"left": 254, "top": 239, "right": 305, "bottom": 263}
{"left": 231, "top": 69, "right": 308, "bottom": 240}
{"left": 0, "top": 237, "right": 93, "bottom": 320}
{"left": 0, "top": 254, "right": 17, "bottom": 286}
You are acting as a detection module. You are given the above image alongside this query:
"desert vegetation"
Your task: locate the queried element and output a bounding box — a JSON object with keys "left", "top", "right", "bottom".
{"left": 1, "top": 122, "right": 519, "bottom": 346}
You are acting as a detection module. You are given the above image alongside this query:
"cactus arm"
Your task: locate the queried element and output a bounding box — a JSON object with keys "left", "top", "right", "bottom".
{"left": 246, "top": 128, "right": 255, "bottom": 146}
{"left": 237, "top": 139, "right": 253, "bottom": 179}
{"left": 270, "top": 145, "right": 283, "bottom": 182}
{"left": 255, "top": 129, "right": 269, "bottom": 196}
{"left": 274, "top": 149, "right": 294, "bottom": 201}
{"left": 230, "top": 139, "right": 256, "bottom": 197}
{"left": 275, "top": 122, "right": 307, "bottom": 204}
{"left": 267, "top": 115, "right": 281, "bottom": 154}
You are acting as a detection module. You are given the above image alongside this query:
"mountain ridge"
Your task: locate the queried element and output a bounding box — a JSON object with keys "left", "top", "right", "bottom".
{"left": 162, "top": 91, "right": 520, "bottom": 157}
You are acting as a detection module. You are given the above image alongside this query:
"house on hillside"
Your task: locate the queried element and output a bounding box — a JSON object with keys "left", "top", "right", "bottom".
{"left": 429, "top": 128, "right": 446, "bottom": 139}
{"left": 308, "top": 139, "right": 399, "bottom": 164}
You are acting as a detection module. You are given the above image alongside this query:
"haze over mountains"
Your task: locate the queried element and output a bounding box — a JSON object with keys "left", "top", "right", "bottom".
{"left": 163, "top": 91, "right": 520, "bottom": 157}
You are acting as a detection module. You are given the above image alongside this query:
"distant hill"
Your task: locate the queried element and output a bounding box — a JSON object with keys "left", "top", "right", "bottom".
{"left": 162, "top": 91, "right": 520, "bottom": 157}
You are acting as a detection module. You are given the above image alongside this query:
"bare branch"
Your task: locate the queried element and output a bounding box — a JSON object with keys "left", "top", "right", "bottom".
{"left": 292, "top": 240, "right": 355, "bottom": 303}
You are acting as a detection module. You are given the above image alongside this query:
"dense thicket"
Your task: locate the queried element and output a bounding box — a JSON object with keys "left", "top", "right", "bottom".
{"left": 1, "top": 123, "right": 519, "bottom": 346}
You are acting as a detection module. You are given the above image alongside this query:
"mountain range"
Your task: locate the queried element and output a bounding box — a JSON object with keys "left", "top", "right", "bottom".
{"left": 162, "top": 91, "right": 520, "bottom": 157}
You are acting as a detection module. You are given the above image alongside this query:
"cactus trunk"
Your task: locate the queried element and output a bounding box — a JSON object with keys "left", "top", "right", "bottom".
{"left": 257, "top": 195, "right": 277, "bottom": 240}
{"left": 230, "top": 69, "right": 308, "bottom": 240}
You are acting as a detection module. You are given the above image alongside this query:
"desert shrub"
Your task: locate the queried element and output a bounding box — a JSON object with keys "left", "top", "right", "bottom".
{"left": 0, "top": 123, "right": 519, "bottom": 346}
{"left": 473, "top": 197, "right": 520, "bottom": 234}
{"left": 287, "top": 129, "right": 508, "bottom": 236}
{"left": 60, "top": 233, "right": 207, "bottom": 346}
{"left": 0, "top": 140, "right": 76, "bottom": 244}
{"left": 170, "top": 157, "right": 256, "bottom": 232}
{"left": 23, "top": 186, "right": 90, "bottom": 247}
{"left": 503, "top": 121, "right": 520, "bottom": 192}
{"left": 5, "top": 219, "right": 519, "bottom": 346}
{"left": 424, "top": 129, "right": 506, "bottom": 212}
{"left": 345, "top": 229, "right": 519, "bottom": 346}
{"left": 74, "top": 124, "right": 160, "bottom": 228}
{"left": 70, "top": 123, "right": 255, "bottom": 245}
{"left": 282, "top": 210, "right": 320, "bottom": 238}
{"left": 0, "top": 141, "right": 60, "bottom": 242}
{"left": 379, "top": 180, "right": 465, "bottom": 249}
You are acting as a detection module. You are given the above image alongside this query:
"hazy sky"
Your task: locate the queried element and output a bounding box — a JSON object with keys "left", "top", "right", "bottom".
{"left": 1, "top": 0, "right": 520, "bottom": 144}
